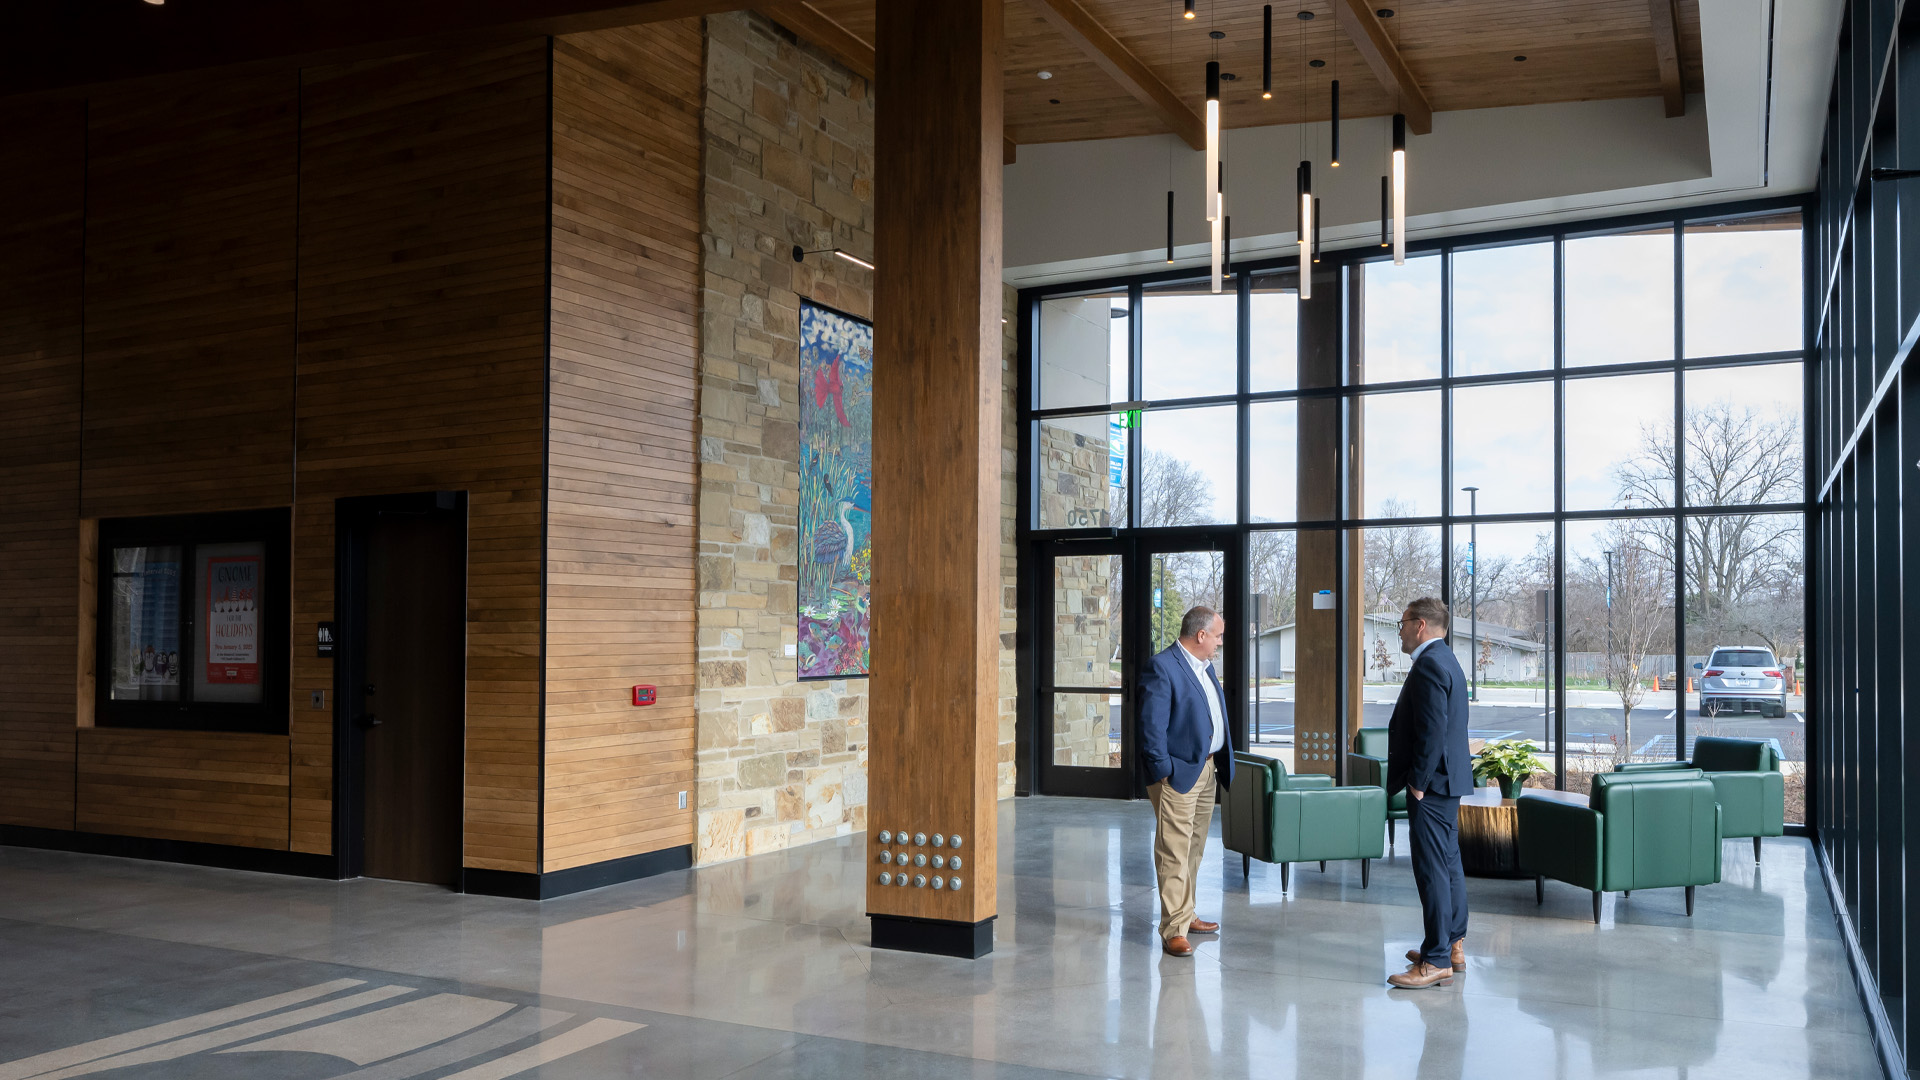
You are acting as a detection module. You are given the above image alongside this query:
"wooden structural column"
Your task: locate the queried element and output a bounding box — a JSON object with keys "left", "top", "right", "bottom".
{"left": 868, "top": 0, "right": 1004, "bottom": 958}
{"left": 1295, "top": 263, "right": 1345, "bottom": 778}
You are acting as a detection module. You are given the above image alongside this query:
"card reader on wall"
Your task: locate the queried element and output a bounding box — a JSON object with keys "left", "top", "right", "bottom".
{"left": 1312, "top": 590, "right": 1335, "bottom": 610}
{"left": 632, "top": 685, "right": 657, "bottom": 706}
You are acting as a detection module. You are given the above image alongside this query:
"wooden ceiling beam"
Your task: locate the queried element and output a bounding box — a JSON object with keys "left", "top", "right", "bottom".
{"left": 1025, "top": 0, "right": 1206, "bottom": 151}
{"left": 756, "top": 1, "right": 875, "bottom": 81}
{"left": 1331, "top": 0, "right": 1433, "bottom": 136}
{"left": 1648, "top": 0, "right": 1685, "bottom": 117}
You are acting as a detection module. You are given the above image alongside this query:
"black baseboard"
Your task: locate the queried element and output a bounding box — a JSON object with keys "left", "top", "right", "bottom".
{"left": 462, "top": 844, "right": 693, "bottom": 900}
{"left": 870, "top": 913, "right": 995, "bottom": 959}
{"left": 0, "top": 825, "right": 340, "bottom": 879}
{"left": 1816, "top": 839, "right": 1904, "bottom": 1080}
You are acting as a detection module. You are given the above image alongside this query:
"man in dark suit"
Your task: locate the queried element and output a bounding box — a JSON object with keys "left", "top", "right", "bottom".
{"left": 1137, "top": 606, "right": 1236, "bottom": 957}
{"left": 1385, "top": 596, "right": 1473, "bottom": 989}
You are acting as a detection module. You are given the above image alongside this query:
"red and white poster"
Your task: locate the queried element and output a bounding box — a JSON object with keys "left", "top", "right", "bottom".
{"left": 205, "top": 556, "right": 262, "bottom": 685}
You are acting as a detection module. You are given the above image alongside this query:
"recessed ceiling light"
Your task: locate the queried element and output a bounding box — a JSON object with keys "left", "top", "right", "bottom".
{"left": 1296, "top": 10, "right": 1314, "bottom": 19}
{"left": 1049, "top": 98, "right": 1061, "bottom": 105}
{"left": 1037, "top": 70, "right": 1053, "bottom": 80}
{"left": 1377, "top": 7, "right": 1394, "bottom": 16}
{"left": 1221, "top": 72, "right": 1237, "bottom": 81}
{"left": 1309, "top": 59, "right": 1325, "bottom": 68}
{"left": 1210, "top": 30, "right": 1226, "bottom": 40}
{"left": 1514, "top": 55, "right": 1527, "bottom": 62}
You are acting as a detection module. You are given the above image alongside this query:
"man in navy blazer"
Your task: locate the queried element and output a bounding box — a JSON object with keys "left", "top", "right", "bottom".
{"left": 1385, "top": 596, "right": 1473, "bottom": 990}
{"left": 1137, "top": 606, "right": 1235, "bottom": 957}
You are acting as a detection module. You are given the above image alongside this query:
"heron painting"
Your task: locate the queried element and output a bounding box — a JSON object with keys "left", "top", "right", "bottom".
{"left": 797, "top": 300, "right": 873, "bottom": 679}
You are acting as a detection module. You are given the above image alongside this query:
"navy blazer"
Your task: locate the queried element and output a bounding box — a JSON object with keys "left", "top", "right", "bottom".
{"left": 1385, "top": 639, "right": 1474, "bottom": 798}
{"left": 1137, "top": 643, "right": 1235, "bottom": 794}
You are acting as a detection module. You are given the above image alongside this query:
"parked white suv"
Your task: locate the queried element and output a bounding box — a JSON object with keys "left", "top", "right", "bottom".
{"left": 1694, "top": 647, "right": 1788, "bottom": 719}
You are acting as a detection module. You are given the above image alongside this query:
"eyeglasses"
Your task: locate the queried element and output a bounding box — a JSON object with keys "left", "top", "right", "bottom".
{"left": 1399, "top": 617, "right": 1420, "bottom": 627}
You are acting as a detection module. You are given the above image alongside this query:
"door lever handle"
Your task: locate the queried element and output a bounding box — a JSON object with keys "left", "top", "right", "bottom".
{"left": 360, "top": 713, "right": 381, "bottom": 728}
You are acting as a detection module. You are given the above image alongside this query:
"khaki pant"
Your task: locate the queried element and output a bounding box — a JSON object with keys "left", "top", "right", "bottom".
{"left": 1147, "top": 758, "right": 1217, "bottom": 941}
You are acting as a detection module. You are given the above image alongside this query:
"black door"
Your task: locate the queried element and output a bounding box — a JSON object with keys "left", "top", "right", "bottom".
{"left": 336, "top": 493, "right": 466, "bottom": 886}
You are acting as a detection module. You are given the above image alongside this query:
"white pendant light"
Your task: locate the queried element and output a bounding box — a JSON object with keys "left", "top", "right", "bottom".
{"left": 1296, "top": 162, "right": 1312, "bottom": 301}
{"left": 1205, "top": 61, "right": 1221, "bottom": 222}
{"left": 1211, "top": 162, "right": 1225, "bottom": 292}
{"left": 1391, "top": 112, "right": 1407, "bottom": 264}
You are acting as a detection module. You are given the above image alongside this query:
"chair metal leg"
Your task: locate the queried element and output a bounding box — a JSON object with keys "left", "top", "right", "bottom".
{"left": 1535, "top": 875, "right": 1544, "bottom": 905}
{"left": 1362, "top": 858, "right": 1370, "bottom": 889}
{"left": 1388, "top": 820, "right": 1395, "bottom": 853}
{"left": 1592, "top": 891, "right": 1601, "bottom": 924}
{"left": 1243, "top": 853, "right": 1250, "bottom": 879}
{"left": 1623, "top": 890, "right": 1630, "bottom": 898}
{"left": 1281, "top": 862, "right": 1290, "bottom": 893}
{"left": 1319, "top": 861, "right": 1326, "bottom": 872}
{"left": 1753, "top": 836, "right": 1762, "bottom": 864}
{"left": 1685, "top": 885, "right": 1695, "bottom": 916}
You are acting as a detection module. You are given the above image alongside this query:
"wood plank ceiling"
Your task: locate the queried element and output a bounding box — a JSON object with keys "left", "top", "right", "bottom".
{"left": 802, "top": 0, "right": 1704, "bottom": 146}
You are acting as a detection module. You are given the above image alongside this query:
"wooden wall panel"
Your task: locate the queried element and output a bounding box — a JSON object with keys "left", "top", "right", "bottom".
{"left": 292, "top": 42, "right": 552, "bottom": 870}
{"left": 75, "top": 729, "right": 289, "bottom": 846}
{"left": 0, "top": 102, "right": 84, "bottom": 830}
{"left": 80, "top": 73, "right": 298, "bottom": 519}
{"left": 542, "top": 23, "right": 702, "bottom": 873}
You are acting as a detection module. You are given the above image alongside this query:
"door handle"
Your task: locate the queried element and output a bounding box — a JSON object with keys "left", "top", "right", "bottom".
{"left": 360, "top": 713, "right": 381, "bottom": 728}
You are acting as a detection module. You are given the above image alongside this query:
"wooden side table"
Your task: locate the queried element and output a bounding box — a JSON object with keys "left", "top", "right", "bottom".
{"left": 1457, "top": 786, "right": 1589, "bottom": 878}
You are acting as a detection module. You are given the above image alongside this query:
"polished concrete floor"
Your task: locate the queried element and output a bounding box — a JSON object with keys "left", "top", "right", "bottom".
{"left": 0, "top": 797, "right": 1879, "bottom": 1079}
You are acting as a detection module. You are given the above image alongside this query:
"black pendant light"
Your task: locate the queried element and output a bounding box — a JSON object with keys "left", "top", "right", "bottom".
{"left": 1330, "top": 80, "right": 1340, "bottom": 166}
{"left": 1166, "top": 189, "right": 1175, "bottom": 263}
{"left": 1313, "top": 196, "right": 1322, "bottom": 263}
{"left": 1379, "top": 175, "right": 1390, "bottom": 247}
{"left": 1184, "top": 0, "right": 1195, "bottom": 19}
{"left": 1224, "top": 214, "right": 1234, "bottom": 279}
{"left": 1262, "top": 5, "right": 1273, "bottom": 100}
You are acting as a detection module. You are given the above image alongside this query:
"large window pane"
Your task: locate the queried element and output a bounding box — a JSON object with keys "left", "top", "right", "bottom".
{"left": 1453, "top": 381, "right": 1554, "bottom": 515}
{"left": 1039, "top": 292, "right": 1128, "bottom": 409}
{"left": 1051, "top": 553, "right": 1121, "bottom": 688}
{"left": 1141, "top": 406, "right": 1236, "bottom": 525}
{"left": 1565, "top": 518, "right": 1677, "bottom": 789}
{"left": 1248, "top": 530, "right": 1297, "bottom": 748}
{"left": 1566, "top": 228, "right": 1674, "bottom": 367}
{"left": 1250, "top": 273, "right": 1298, "bottom": 392}
{"left": 1681, "top": 512, "right": 1804, "bottom": 822}
{"left": 1563, "top": 371, "right": 1675, "bottom": 511}
{"left": 1449, "top": 522, "right": 1555, "bottom": 749}
{"left": 1052, "top": 693, "right": 1121, "bottom": 768}
{"left": 1453, "top": 242, "right": 1554, "bottom": 376}
{"left": 1038, "top": 415, "right": 1125, "bottom": 529}
{"left": 1248, "top": 400, "right": 1297, "bottom": 523}
{"left": 1357, "top": 390, "right": 1440, "bottom": 518}
{"left": 1143, "top": 284, "right": 1235, "bottom": 400}
{"left": 1356, "top": 255, "right": 1441, "bottom": 383}
{"left": 1148, "top": 549, "right": 1225, "bottom": 654}
{"left": 1684, "top": 213, "right": 1803, "bottom": 357}
{"left": 1683, "top": 363, "right": 1804, "bottom": 506}
{"left": 1355, "top": 523, "right": 1442, "bottom": 717}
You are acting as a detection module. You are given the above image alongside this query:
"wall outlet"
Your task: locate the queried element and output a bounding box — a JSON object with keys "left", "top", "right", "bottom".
{"left": 677, "top": 790, "right": 688, "bottom": 810}
{"left": 310, "top": 690, "right": 326, "bottom": 710}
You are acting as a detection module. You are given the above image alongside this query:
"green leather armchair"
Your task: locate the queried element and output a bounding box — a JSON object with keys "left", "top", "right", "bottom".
{"left": 1615, "top": 735, "right": 1784, "bottom": 863}
{"left": 1222, "top": 751, "right": 1385, "bottom": 893}
{"left": 1518, "top": 770, "right": 1723, "bottom": 923}
{"left": 1347, "top": 727, "right": 1408, "bottom": 852}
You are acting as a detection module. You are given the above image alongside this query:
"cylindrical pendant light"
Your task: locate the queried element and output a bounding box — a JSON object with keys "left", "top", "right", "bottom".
{"left": 1296, "top": 161, "right": 1312, "bottom": 300}
{"left": 1165, "top": 189, "right": 1175, "bottom": 263}
{"left": 1211, "top": 161, "right": 1226, "bottom": 292}
{"left": 1205, "top": 61, "right": 1221, "bottom": 221}
{"left": 1391, "top": 112, "right": 1407, "bottom": 264}
{"left": 1184, "top": 0, "right": 1195, "bottom": 19}
{"left": 1224, "top": 215, "right": 1233, "bottom": 279}
{"left": 1330, "top": 80, "right": 1340, "bottom": 166}
{"left": 1379, "top": 175, "right": 1390, "bottom": 247}
{"left": 1312, "top": 196, "right": 1322, "bottom": 263}
{"left": 1261, "top": 6, "right": 1273, "bottom": 99}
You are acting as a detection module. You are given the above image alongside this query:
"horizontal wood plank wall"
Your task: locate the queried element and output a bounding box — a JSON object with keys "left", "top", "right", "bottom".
{"left": 292, "top": 42, "right": 552, "bottom": 871}
{"left": 75, "top": 729, "right": 290, "bottom": 845}
{"left": 542, "top": 23, "right": 702, "bottom": 873}
{"left": 79, "top": 74, "right": 298, "bottom": 519}
{"left": 0, "top": 102, "right": 85, "bottom": 831}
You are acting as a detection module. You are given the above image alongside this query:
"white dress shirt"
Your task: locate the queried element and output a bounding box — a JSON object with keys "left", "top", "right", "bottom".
{"left": 1410, "top": 635, "right": 1444, "bottom": 664}
{"left": 1178, "top": 642, "right": 1227, "bottom": 755}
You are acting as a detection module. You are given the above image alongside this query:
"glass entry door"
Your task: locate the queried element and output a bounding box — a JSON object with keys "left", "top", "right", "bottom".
{"left": 1038, "top": 535, "right": 1240, "bottom": 799}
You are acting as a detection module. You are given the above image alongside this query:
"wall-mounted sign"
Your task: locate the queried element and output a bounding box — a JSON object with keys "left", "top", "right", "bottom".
{"left": 316, "top": 621, "right": 337, "bottom": 658}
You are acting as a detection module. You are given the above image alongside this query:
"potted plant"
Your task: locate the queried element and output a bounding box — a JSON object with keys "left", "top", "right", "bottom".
{"left": 1473, "top": 739, "right": 1545, "bottom": 799}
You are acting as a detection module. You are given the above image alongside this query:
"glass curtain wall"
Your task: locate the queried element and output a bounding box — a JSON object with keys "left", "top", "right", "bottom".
{"left": 1025, "top": 205, "right": 1808, "bottom": 819}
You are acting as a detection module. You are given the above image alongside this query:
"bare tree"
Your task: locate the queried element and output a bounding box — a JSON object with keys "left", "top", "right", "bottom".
{"left": 1361, "top": 499, "right": 1440, "bottom": 614}
{"left": 1371, "top": 631, "right": 1397, "bottom": 684}
{"left": 1570, "top": 521, "right": 1673, "bottom": 761}
{"left": 1137, "top": 450, "right": 1214, "bottom": 529}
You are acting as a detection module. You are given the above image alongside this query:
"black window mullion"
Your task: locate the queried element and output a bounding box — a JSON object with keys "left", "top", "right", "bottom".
{"left": 1672, "top": 218, "right": 1688, "bottom": 760}
{"left": 1553, "top": 230, "right": 1568, "bottom": 783}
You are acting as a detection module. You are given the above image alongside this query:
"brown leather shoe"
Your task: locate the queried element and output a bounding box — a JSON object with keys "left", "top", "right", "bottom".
{"left": 1387, "top": 961, "right": 1453, "bottom": 989}
{"left": 1404, "top": 939, "right": 1466, "bottom": 971}
{"left": 1188, "top": 919, "right": 1220, "bottom": 934}
{"left": 1163, "top": 935, "right": 1195, "bottom": 957}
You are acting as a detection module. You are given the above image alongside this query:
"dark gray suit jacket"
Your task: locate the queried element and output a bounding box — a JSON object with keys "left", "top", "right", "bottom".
{"left": 1385, "top": 639, "right": 1473, "bottom": 798}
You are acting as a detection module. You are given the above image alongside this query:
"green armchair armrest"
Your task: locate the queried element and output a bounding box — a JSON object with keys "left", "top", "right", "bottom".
{"left": 1285, "top": 773, "right": 1336, "bottom": 791}
{"left": 1516, "top": 795, "right": 1602, "bottom": 892}
{"left": 1613, "top": 761, "right": 1696, "bottom": 774}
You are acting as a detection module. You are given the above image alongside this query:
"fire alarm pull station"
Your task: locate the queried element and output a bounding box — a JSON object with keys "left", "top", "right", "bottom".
{"left": 632, "top": 685, "right": 657, "bottom": 707}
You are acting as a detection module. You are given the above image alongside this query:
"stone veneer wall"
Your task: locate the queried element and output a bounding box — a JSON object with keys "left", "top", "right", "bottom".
{"left": 694, "top": 12, "right": 1018, "bottom": 864}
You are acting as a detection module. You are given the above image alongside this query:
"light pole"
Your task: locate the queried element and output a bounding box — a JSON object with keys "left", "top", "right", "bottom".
{"left": 1462, "top": 486, "right": 1478, "bottom": 703}
{"left": 1602, "top": 549, "right": 1616, "bottom": 692}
